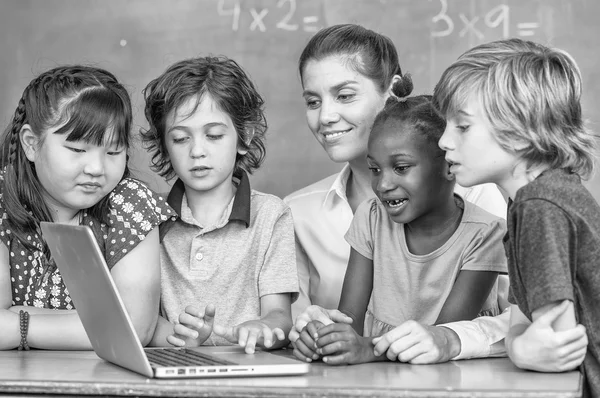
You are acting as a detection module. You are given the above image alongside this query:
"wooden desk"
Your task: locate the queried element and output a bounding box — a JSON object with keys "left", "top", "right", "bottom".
{"left": 0, "top": 350, "right": 581, "bottom": 398}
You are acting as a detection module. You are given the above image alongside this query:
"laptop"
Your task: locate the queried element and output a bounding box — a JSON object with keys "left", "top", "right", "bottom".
{"left": 39, "top": 222, "right": 309, "bottom": 378}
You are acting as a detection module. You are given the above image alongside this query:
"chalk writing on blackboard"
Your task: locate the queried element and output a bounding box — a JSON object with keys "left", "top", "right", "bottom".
{"left": 430, "top": 0, "right": 539, "bottom": 40}
{"left": 217, "top": 0, "right": 320, "bottom": 32}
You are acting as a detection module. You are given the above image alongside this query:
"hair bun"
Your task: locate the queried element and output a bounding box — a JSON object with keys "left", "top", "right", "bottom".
{"left": 391, "top": 73, "right": 414, "bottom": 99}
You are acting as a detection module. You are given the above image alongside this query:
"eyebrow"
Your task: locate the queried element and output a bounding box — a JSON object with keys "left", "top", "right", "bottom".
{"left": 367, "top": 152, "right": 416, "bottom": 161}
{"left": 302, "top": 80, "right": 358, "bottom": 97}
{"left": 456, "top": 109, "right": 474, "bottom": 117}
{"left": 167, "top": 121, "right": 228, "bottom": 134}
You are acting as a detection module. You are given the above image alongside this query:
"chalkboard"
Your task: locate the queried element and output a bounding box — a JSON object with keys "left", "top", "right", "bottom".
{"left": 1, "top": 0, "right": 599, "bottom": 201}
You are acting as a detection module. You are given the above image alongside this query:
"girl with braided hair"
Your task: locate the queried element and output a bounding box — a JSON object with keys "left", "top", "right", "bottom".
{"left": 0, "top": 65, "right": 175, "bottom": 350}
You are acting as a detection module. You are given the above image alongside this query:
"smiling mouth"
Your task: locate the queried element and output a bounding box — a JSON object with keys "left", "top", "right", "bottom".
{"left": 322, "top": 129, "right": 351, "bottom": 141}
{"left": 385, "top": 199, "right": 408, "bottom": 208}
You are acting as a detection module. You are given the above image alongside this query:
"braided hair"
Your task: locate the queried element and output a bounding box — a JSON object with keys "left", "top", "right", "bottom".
{"left": 0, "top": 65, "right": 133, "bottom": 257}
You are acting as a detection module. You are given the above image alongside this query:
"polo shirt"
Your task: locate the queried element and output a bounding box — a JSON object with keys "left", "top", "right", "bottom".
{"left": 160, "top": 171, "right": 299, "bottom": 346}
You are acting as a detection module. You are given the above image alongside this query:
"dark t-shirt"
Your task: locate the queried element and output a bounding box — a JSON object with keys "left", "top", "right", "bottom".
{"left": 505, "top": 168, "right": 600, "bottom": 398}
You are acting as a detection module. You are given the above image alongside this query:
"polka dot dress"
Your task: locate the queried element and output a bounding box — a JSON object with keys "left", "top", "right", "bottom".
{"left": 0, "top": 176, "right": 175, "bottom": 310}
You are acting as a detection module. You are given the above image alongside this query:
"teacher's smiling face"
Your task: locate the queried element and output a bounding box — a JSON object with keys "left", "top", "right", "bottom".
{"left": 301, "top": 55, "right": 390, "bottom": 164}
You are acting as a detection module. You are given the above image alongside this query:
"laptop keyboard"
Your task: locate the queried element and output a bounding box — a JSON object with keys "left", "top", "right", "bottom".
{"left": 145, "top": 348, "right": 236, "bottom": 367}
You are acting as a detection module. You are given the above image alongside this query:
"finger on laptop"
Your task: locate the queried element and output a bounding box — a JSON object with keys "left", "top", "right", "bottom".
{"left": 261, "top": 327, "right": 275, "bottom": 348}
{"left": 238, "top": 327, "right": 250, "bottom": 347}
{"left": 243, "top": 328, "right": 260, "bottom": 354}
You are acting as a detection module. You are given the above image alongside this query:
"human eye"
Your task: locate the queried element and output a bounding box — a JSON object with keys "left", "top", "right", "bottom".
{"left": 207, "top": 134, "right": 224, "bottom": 141}
{"left": 304, "top": 97, "right": 321, "bottom": 110}
{"left": 107, "top": 147, "right": 124, "bottom": 156}
{"left": 394, "top": 164, "right": 410, "bottom": 174}
{"left": 171, "top": 134, "right": 188, "bottom": 144}
{"left": 337, "top": 91, "right": 355, "bottom": 102}
{"left": 456, "top": 124, "right": 470, "bottom": 133}
{"left": 368, "top": 165, "right": 381, "bottom": 175}
{"left": 65, "top": 145, "right": 85, "bottom": 153}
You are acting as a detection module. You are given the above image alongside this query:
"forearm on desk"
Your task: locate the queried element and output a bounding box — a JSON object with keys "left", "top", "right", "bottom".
{"left": 440, "top": 308, "right": 510, "bottom": 360}
{"left": 28, "top": 312, "right": 91, "bottom": 350}
{"left": 0, "top": 309, "right": 20, "bottom": 349}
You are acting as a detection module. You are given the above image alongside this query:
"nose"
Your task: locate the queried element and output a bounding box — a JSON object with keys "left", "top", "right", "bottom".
{"left": 375, "top": 170, "right": 395, "bottom": 194}
{"left": 190, "top": 136, "right": 207, "bottom": 159}
{"left": 438, "top": 126, "right": 454, "bottom": 152}
{"left": 319, "top": 98, "right": 340, "bottom": 125}
{"left": 83, "top": 151, "right": 105, "bottom": 176}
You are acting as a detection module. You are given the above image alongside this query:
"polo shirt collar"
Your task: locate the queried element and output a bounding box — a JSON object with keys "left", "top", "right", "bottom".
{"left": 166, "top": 170, "right": 251, "bottom": 227}
{"left": 322, "top": 163, "right": 351, "bottom": 209}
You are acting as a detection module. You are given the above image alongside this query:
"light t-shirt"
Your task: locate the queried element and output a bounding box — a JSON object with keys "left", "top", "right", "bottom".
{"left": 345, "top": 196, "right": 507, "bottom": 337}
{"left": 284, "top": 164, "right": 508, "bottom": 320}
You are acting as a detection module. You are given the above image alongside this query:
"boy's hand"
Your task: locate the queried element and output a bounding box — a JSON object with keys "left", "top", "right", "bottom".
{"left": 291, "top": 320, "right": 325, "bottom": 362}
{"left": 511, "top": 301, "right": 588, "bottom": 372}
{"left": 314, "top": 323, "right": 376, "bottom": 365}
{"left": 167, "top": 304, "right": 216, "bottom": 348}
{"left": 213, "top": 320, "right": 285, "bottom": 354}
{"left": 372, "top": 320, "right": 460, "bottom": 364}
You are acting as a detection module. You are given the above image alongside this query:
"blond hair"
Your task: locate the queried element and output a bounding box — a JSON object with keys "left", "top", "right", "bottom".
{"left": 434, "top": 38, "right": 596, "bottom": 178}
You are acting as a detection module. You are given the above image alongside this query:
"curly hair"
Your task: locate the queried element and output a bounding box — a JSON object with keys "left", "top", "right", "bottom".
{"left": 371, "top": 94, "right": 447, "bottom": 159}
{"left": 141, "top": 56, "right": 267, "bottom": 180}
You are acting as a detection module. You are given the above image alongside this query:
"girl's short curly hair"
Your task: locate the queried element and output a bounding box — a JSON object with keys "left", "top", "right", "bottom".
{"left": 141, "top": 56, "right": 267, "bottom": 180}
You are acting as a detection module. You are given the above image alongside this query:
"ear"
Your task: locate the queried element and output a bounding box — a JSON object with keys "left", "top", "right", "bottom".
{"left": 237, "top": 126, "right": 254, "bottom": 156}
{"left": 19, "top": 124, "right": 39, "bottom": 162}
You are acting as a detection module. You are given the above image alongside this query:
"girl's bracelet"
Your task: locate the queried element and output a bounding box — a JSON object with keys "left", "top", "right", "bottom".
{"left": 18, "top": 310, "right": 30, "bottom": 351}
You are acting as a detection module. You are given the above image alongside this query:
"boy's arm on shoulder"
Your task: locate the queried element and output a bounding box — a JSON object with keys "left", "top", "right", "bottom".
{"left": 260, "top": 293, "right": 293, "bottom": 349}
{"left": 111, "top": 227, "right": 161, "bottom": 347}
{"left": 436, "top": 270, "right": 498, "bottom": 324}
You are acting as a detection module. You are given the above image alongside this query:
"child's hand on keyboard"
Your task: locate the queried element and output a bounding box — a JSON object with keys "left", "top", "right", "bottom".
{"left": 213, "top": 320, "right": 285, "bottom": 354}
{"left": 167, "top": 304, "right": 216, "bottom": 347}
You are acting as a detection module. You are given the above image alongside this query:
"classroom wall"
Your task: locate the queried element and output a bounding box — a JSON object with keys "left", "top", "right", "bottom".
{"left": 1, "top": 0, "right": 599, "bottom": 201}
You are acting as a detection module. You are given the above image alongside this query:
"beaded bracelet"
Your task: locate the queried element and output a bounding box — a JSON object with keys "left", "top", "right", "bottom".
{"left": 18, "top": 310, "right": 30, "bottom": 351}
